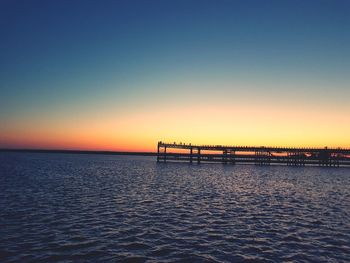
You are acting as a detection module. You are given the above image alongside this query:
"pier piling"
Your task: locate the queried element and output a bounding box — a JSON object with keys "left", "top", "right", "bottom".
{"left": 156, "top": 142, "right": 350, "bottom": 167}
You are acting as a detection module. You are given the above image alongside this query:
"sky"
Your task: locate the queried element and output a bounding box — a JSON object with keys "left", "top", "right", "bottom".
{"left": 0, "top": 0, "right": 349, "bottom": 151}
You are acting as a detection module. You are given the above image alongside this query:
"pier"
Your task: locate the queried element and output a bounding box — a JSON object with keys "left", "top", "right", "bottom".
{"left": 157, "top": 142, "right": 350, "bottom": 167}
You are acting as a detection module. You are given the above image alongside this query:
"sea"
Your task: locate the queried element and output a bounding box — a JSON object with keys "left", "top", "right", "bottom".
{"left": 0, "top": 152, "right": 349, "bottom": 262}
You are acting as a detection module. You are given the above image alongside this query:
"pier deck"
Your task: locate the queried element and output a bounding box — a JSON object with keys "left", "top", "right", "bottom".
{"left": 157, "top": 142, "right": 350, "bottom": 167}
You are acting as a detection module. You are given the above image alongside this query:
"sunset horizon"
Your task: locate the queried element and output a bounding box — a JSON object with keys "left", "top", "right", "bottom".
{"left": 1, "top": 1, "right": 350, "bottom": 262}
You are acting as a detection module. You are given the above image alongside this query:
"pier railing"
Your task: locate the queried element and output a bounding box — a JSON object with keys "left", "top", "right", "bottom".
{"left": 157, "top": 142, "right": 350, "bottom": 167}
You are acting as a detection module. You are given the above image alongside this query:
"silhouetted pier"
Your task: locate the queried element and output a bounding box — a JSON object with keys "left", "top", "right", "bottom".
{"left": 157, "top": 142, "right": 350, "bottom": 167}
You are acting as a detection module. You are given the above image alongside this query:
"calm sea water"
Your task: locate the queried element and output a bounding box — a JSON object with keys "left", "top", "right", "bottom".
{"left": 0, "top": 152, "right": 349, "bottom": 262}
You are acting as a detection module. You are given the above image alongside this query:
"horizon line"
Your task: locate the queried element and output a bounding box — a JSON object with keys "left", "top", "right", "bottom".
{"left": 0, "top": 148, "right": 157, "bottom": 156}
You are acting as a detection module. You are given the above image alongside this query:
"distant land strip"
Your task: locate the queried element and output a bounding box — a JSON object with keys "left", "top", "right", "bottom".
{"left": 0, "top": 149, "right": 157, "bottom": 156}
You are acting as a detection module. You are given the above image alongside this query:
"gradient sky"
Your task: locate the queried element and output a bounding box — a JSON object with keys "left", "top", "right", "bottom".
{"left": 1, "top": 0, "right": 349, "bottom": 151}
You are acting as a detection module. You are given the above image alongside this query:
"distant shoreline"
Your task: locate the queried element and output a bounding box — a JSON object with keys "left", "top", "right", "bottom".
{"left": 0, "top": 149, "right": 157, "bottom": 156}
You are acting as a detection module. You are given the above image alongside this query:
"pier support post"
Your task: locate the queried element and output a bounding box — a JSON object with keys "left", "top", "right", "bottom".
{"left": 318, "top": 148, "right": 330, "bottom": 167}
{"left": 223, "top": 149, "right": 228, "bottom": 164}
{"left": 197, "top": 148, "right": 201, "bottom": 164}
{"left": 157, "top": 142, "right": 160, "bottom": 162}
{"left": 330, "top": 153, "right": 340, "bottom": 167}
{"left": 229, "top": 150, "right": 235, "bottom": 164}
{"left": 164, "top": 146, "right": 167, "bottom": 163}
{"left": 190, "top": 147, "right": 193, "bottom": 164}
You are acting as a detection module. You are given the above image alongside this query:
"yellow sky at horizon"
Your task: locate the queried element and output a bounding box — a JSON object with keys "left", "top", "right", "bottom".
{"left": 1, "top": 101, "right": 349, "bottom": 151}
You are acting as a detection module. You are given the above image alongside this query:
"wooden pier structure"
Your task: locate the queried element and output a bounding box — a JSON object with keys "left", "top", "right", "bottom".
{"left": 157, "top": 142, "right": 350, "bottom": 167}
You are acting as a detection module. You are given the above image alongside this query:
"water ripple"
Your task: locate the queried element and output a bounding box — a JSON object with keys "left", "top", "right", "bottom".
{"left": 0, "top": 153, "right": 349, "bottom": 262}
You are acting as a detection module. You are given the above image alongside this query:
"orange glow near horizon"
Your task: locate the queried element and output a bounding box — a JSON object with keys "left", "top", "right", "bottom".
{"left": 1, "top": 102, "right": 349, "bottom": 151}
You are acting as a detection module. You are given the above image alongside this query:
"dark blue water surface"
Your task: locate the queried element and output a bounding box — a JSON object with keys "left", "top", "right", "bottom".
{"left": 0, "top": 152, "right": 349, "bottom": 262}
